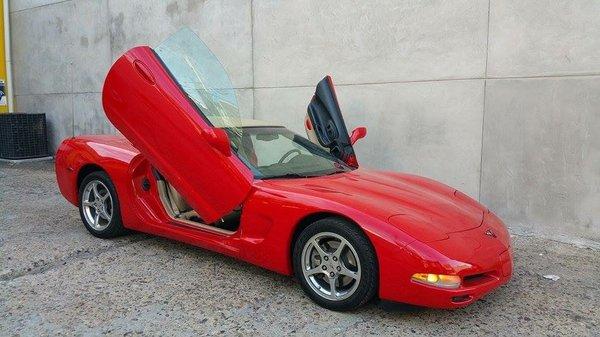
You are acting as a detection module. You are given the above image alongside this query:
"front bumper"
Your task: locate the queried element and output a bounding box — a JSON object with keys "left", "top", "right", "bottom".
{"left": 381, "top": 247, "right": 513, "bottom": 308}
{"left": 378, "top": 213, "right": 513, "bottom": 309}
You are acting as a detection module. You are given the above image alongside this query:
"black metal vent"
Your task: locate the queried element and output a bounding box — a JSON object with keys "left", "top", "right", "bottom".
{"left": 0, "top": 113, "right": 49, "bottom": 160}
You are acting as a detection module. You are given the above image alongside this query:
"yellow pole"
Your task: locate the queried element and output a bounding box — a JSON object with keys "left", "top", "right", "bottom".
{"left": 0, "top": 0, "right": 8, "bottom": 113}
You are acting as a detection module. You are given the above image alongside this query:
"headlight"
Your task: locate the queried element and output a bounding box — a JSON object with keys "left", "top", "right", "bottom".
{"left": 411, "top": 273, "right": 461, "bottom": 289}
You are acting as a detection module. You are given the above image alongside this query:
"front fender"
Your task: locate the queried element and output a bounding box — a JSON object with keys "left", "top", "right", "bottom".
{"left": 237, "top": 183, "right": 417, "bottom": 282}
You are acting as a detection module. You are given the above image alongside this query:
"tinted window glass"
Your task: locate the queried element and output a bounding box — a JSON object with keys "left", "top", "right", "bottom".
{"left": 154, "top": 28, "right": 242, "bottom": 139}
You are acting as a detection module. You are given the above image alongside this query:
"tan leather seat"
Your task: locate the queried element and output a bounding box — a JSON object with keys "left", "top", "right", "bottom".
{"left": 166, "top": 183, "right": 192, "bottom": 214}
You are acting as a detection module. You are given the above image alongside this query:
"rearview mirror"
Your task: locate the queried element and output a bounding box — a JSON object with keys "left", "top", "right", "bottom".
{"left": 350, "top": 127, "right": 367, "bottom": 145}
{"left": 206, "top": 128, "right": 232, "bottom": 157}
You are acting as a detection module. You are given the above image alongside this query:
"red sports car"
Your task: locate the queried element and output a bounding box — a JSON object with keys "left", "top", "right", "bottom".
{"left": 55, "top": 29, "right": 512, "bottom": 311}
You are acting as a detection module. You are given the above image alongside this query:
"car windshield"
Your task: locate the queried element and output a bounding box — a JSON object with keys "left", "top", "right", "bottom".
{"left": 229, "top": 127, "right": 352, "bottom": 179}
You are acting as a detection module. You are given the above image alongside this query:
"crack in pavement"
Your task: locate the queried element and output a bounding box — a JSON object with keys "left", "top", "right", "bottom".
{"left": 0, "top": 235, "right": 152, "bottom": 282}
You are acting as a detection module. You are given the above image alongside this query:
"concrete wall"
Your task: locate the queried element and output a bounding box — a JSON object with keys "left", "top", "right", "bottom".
{"left": 9, "top": 0, "right": 599, "bottom": 242}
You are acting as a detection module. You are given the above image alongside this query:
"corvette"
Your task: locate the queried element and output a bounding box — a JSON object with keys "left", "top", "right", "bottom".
{"left": 55, "top": 29, "right": 512, "bottom": 311}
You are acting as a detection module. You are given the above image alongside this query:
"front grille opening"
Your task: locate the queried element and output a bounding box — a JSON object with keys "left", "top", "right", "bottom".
{"left": 463, "top": 273, "right": 495, "bottom": 287}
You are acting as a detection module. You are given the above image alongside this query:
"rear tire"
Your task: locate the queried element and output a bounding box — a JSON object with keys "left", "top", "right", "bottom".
{"left": 78, "top": 171, "right": 126, "bottom": 238}
{"left": 293, "top": 217, "right": 378, "bottom": 311}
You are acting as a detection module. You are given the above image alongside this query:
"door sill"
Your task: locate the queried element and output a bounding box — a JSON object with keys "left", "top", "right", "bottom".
{"left": 169, "top": 217, "right": 236, "bottom": 236}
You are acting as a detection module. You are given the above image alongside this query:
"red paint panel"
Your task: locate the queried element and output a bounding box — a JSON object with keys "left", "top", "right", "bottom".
{"left": 102, "top": 46, "right": 253, "bottom": 223}
{"left": 54, "top": 133, "right": 514, "bottom": 308}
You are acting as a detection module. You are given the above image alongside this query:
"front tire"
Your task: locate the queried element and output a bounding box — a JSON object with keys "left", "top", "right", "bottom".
{"left": 293, "top": 217, "right": 378, "bottom": 311}
{"left": 78, "top": 171, "right": 125, "bottom": 238}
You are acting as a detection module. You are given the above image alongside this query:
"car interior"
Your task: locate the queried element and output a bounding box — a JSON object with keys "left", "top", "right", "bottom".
{"left": 153, "top": 170, "right": 241, "bottom": 234}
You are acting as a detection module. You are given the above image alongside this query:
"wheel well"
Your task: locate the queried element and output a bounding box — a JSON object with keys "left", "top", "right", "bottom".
{"left": 290, "top": 212, "right": 374, "bottom": 268}
{"left": 77, "top": 164, "right": 105, "bottom": 190}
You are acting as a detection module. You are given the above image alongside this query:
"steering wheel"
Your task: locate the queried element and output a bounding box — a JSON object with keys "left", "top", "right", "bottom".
{"left": 278, "top": 149, "right": 302, "bottom": 164}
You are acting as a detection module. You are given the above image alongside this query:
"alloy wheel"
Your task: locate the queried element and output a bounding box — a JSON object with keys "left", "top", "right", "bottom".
{"left": 301, "top": 232, "right": 361, "bottom": 301}
{"left": 81, "top": 180, "right": 113, "bottom": 231}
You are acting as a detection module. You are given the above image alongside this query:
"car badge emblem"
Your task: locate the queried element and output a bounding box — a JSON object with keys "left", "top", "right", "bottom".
{"left": 485, "top": 228, "right": 497, "bottom": 238}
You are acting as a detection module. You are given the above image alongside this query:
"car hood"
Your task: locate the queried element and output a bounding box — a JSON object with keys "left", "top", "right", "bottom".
{"left": 261, "top": 169, "right": 486, "bottom": 242}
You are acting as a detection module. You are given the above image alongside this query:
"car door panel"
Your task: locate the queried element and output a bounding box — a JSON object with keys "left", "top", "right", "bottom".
{"left": 103, "top": 46, "right": 253, "bottom": 224}
{"left": 305, "top": 76, "right": 358, "bottom": 167}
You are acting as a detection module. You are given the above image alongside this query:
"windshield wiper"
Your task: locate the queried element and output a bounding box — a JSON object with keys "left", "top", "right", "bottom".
{"left": 322, "top": 169, "right": 349, "bottom": 176}
{"left": 262, "top": 173, "right": 311, "bottom": 180}
{"left": 262, "top": 170, "right": 349, "bottom": 180}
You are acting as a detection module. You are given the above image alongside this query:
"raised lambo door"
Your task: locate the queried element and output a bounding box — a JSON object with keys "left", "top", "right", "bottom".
{"left": 304, "top": 76, "right": 361, "bottom": 168}
{"left": 103, "top": 29, "right": 252, "bottom": 224}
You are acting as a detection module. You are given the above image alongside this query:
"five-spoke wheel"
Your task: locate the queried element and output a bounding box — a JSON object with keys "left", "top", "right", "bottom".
{"left": 302, "top": 232, "right": 361, "bottom": 301}
{"left": 81, "top": 180, "right": 113, "bottom": 231}
{"left": 294, "top": 218, "right": 378, "bottom": 311}
{"left": 78, "top": 170, "right": 125, "bottom": 238}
